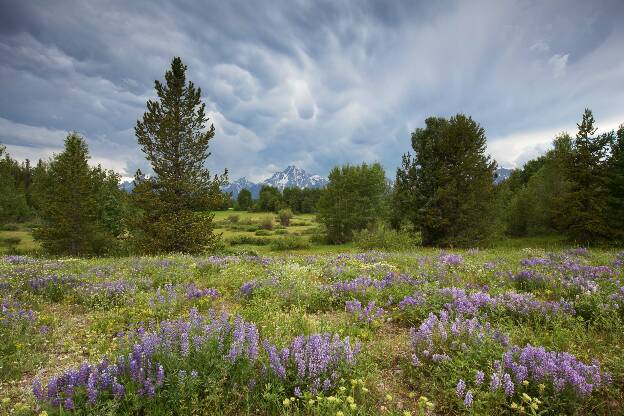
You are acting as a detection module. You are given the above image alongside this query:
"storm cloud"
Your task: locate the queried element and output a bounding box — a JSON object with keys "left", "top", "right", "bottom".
{"left": 1, "top": 0, "right": 623, "bottom": 181}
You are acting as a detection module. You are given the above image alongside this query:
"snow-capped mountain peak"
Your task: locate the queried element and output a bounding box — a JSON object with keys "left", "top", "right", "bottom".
{"left": 222, "top": 165, "right": 328, "bottom": 197}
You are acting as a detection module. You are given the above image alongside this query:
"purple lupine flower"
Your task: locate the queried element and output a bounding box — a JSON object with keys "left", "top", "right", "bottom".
{"left": 503, "top": 373, "right": 514, "bottom": 397}
{"left": 475, "top": 370, "right": 484, "bottom": 386}
{"left": 456, "top": 379, "right": 466, "bottom": 397}
{"left": 32, "top": 379, "right": 44, "bottom": 400}
{"left": 87, "top": 372, "right": 98, "bottom": 403}
{"left": 464, "top": 390, "right": 473, "bottom": 407}
{"left": 144, "top": 378, "right": 155, "bottom": 397}
{"left": 156, "top": 365, "right": 165, "bottom": 386}
{"left": 64, "top": 398, "right": 75, "bottom": 410}
{"left": 439, "top": 252, "right": 464, "bottom": 266}
{"left": 112, "top": 381, "right": 125, "bottom": 398}
{"left": 490, "top": 373, "right": 501, "bottom": 392}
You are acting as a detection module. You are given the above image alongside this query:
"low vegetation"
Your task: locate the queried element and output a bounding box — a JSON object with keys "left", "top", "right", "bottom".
{"left": 0, "top": 248, "right": 622, "bottom": 415}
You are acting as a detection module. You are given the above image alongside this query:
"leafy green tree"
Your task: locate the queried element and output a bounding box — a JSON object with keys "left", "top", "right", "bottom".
{"left": 34, "top": 133, "right": 122, "bottom": 255}
{"left": 395, "top": 115, "right": 497, "bottom": 247}
{"left": 317, "top": 163, "right": 388, "bottom": 243}
{"left": 560, "top": 109, "right": 613, "bottom": 244}
{"left": 236, "top": 188, "right": 253, "bottom": 211}
{"left": 497, "top": 134, "right": 572, "bottom": 237}
{"left": 131, "top": 57, "right": 227, "bottom": 254}
{"left": 283, "top": 187, "right": 303, "bottom": 212}
{"left": 256, "top": 185, "right": 283, "bottom": 212}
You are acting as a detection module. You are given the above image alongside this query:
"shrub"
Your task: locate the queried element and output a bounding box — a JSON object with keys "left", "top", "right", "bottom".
{"left": 228, "top": 235, "right": 271, "bottom": 246}
{"left": 278, "top": 208, "right": 293, "bottom": 226}
{"left": 255, "top": 229, "right": 272, "bottom": 236}
{"left": 0, "top": 224, "right": 19, "bottom": 231}
{"left": 260, "top": 216, "right": 274, "bottom": 230}
{"left": 2, "top": 237, "right": 21, "bottom": 247}
{"left": 353, "top": 226, "right": 418, "bottom": 250}
{"left": 274, "top": 229, "right": 288, "bottom": 235}
{"left": 227, "top": 214, "right": 239, "bottom": 223}
{"left": 271, "top": 236, "right": 311, "bottom": 251}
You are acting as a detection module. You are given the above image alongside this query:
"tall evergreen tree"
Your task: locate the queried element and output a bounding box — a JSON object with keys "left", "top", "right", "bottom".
{"left": 561, "top": 109, "right": 613, "bottom": 244}
{"left": 0, "top": 145, "right": 30, "bottom": 223}
{"left": 395, "top": 115, "right": 496, "bottom": 247}
{"left": 607, "top": 124, "right": 624, "bottom": 244}
{"left": 34, "top": 133, "right": 122, "bottom": 255}
{"left": 131, "top": 57, "right": 227, "bottom": 254}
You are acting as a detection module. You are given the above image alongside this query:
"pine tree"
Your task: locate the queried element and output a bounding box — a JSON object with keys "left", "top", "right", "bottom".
{"left": 607, "top": 124, "right": 624, "bottom": 244}
{"left": 561, "top": 109, "right": 613, "bottom": 244}
{"left": 131, "top": 57, "right": 227, "bottom": 254}
{"left": 34, "top": 134, "right": 97, "bottom": 255}
{"left": 0, "top": 145, "right": 30, "bottom": 223}
{"left": 395, "top": 115, "right": 496, "bottom": 247}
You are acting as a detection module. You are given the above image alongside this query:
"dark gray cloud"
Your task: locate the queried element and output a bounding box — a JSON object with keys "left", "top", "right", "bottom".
{"left": 1, "top": 0, "right": 623, "bottom": 181}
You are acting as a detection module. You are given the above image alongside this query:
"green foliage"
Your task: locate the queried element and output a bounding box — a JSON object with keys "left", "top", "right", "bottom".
{"left": 497, "top": 135, "right": 572, "bottom": 237}
{"left": 283, "top": 187, "right": 323, "bottom": 213}
{"left": 278, "top": 208, "right": 293, "bottom": 226}
{"left": 559, "top": 109, "right": 613, "bottom": 244}
{"left": 227, "top": 214, "right": 239, "bottom": 223}
{"left": 353, "top": 225, "right": 418, "bottom": 251}
{"left": 395, "top": 114, "right": 497, "bottom": 247}
{"left": 236, "top": 188, "right": 253, "bottom": 210}
{"left": 255, "top": 185, "right": 283, "bottom": 212}
{"left": 260, "top": 215, "right": 274, "bottom": 230}
{"left": 227, "top": 235, "right": 271, "bottom": 245}
{"left": 130, "top": 57, "right": 227, "bottom": 254}
{"left": 0, "top": 145, "right": 32, "bottom": 224}
{"left": 33, "top": 133, "right": 124, "bottom": 256}
{"left": 317, "top": 163, "right": 388, "bottom": 244}
{"left": 270, "top": 235, "right": 311, "bottom": 250}
{"left": 606, "top": 125, "right": 624, "bottom": 244}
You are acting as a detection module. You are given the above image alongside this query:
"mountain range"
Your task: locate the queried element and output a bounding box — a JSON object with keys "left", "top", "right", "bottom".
{"left": 223, "top": 165, "right": 328, "bottom": 198}
{"left": 121, "top": 166, "right": 513, "bottom": 197}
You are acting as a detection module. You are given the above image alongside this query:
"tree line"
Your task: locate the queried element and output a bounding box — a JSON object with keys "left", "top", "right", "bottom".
{"left": 1, "top": 56, "right": 622, "bottom": 256}
{"left": 233, "top": 186, "right": 323, "bottom": 214}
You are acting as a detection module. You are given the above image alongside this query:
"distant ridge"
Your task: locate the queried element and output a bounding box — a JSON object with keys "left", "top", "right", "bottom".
{"left": 121, "top": 166, "right": 513, "bottom": 194}
{"left": 222, "top": 165, "right": 328, "bottom": 198}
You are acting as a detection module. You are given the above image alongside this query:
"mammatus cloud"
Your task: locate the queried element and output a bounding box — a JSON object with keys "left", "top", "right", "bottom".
{"left": 1, "top": 0, "right": 623, "bottom": 181}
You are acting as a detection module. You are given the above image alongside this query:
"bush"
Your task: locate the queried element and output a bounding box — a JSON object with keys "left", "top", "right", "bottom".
{"left": 228, "top": 235, "right": 271, "bottom": 246}
{"left": 353, "top": 226, "right": 418, "bottom": 250}
{"left": 278, "top": 208, "right": 293, "bottom": 226}
{"left": 0, "top": 224, "right": 19, "bottom": 231}
{"left": 2, "top": 237, "right": 21, "bottom": 247}
{"left": 270, "top": 235, "right": 311, "bottom": 251}
{"left": 255, "top": 229, "right": 272, "bottom": 236}
{"left": 260, "top": 216, "right": 274, "bottom": 230}
{"left": 274, "top": 229, "right": 288, "bottom": 235}
{"left": 227, "top": 214, "right": 239, "bottom": 223}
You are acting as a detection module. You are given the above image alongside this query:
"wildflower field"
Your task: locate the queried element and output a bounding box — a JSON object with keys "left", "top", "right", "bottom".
{"left": 1, "top": 248, "right": 624, "bottom": 415}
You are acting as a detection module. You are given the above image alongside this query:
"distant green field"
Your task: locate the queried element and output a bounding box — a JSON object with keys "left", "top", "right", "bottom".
{"left": 0, "top": 224, "right": 41, "bottom": 254}
{"left": 213, "top": 210, "right": 325, "bottom": 253}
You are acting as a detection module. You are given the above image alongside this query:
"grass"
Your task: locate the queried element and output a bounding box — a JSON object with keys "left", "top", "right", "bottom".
{"left": 0, "top": 223, "right": 41, "bottom": 255}
{"left": 0, "top": 244, "right": 622, "bottom": 415}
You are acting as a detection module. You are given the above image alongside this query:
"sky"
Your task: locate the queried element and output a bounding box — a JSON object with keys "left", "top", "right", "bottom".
{"left": 1, "top": 0, "right": 623, "bottom": 182}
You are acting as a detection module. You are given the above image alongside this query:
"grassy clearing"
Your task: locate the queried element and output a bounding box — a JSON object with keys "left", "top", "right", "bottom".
{"left": 0, "top": 223, "right": 41, "bottom": 255}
